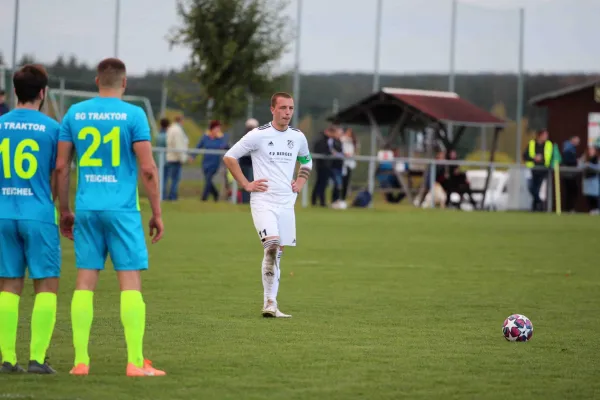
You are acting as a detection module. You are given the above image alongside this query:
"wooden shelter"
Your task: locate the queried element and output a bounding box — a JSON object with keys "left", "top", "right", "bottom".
{"left": 328, "top": 88, "right": 506, "bottom": 208}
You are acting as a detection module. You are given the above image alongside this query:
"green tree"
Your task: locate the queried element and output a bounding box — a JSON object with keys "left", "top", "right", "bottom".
{"left": 169, "top": 0, "right": 292, "bottom": 124}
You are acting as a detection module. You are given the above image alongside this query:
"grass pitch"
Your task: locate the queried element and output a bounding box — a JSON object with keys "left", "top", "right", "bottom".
{"left": 1, "top": 202, "right": 599, "bottom": 400}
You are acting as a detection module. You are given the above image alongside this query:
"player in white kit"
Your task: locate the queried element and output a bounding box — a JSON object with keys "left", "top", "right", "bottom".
{"left": 223, "top": 92, "right": 312, "bottom": 318}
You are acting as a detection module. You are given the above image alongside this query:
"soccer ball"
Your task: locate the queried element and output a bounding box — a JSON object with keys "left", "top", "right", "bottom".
{"left": 502, "top": 314, "right": 533, "bottom": 342}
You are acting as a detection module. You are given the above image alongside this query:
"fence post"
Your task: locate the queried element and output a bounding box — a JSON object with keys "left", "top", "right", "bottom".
{"left": 367, "top": 150, "right": 376, "bottom": 209}
{"left": 429, "top": 162, "right": 437, "bottom": 209}
{"left": 158, "top": 148, "right": 165, "bottom": 202}
{"left": 302, "top": 177, "right": 309, "bottom": 208}
{"left": 547, "top": 168, "right": 553, "bottom": 213}
{"left": 59, "top": 78, "right": 66, "bottom": 121}
{"left": 231, "top": 180, "right": 238, "bottom": 205}
{"left": 0, "top": 65, "right": 5, "bottom": 90}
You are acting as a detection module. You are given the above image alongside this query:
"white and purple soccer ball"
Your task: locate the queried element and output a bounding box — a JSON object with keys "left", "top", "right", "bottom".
{"left": 502, "top": 314, "right": 533, "bottom": 342}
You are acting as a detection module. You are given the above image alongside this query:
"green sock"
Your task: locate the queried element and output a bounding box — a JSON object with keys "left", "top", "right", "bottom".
{"left": 71, "top": 290, "right": 94, "bottom": 366}
{"left": 30, "top": 292, "right": 57, "bottom": 364}
{"left": 120, "top": 290, "right": 145, "bottom": 368}
{"left": 0, "top": 292, "right": 20, "bottom": 365}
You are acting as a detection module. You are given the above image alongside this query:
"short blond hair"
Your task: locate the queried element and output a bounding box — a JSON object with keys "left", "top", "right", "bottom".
{"left": 97, "top": 57, "right": 126, "bottom": 88}
{"left": 271, "top": 92, "right": 293, "bottom": 108}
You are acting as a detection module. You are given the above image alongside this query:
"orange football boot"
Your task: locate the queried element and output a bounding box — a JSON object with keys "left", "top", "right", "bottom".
{"left": 70, "top": 363, "right": 89, "bottom": 376}
{"left": 126, "top": 359, "right": 166, "bottom": 377}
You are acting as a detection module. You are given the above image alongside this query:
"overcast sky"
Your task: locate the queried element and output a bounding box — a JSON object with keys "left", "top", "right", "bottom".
{"left": 0, "top": 0, "right": 598, "bottom": 76}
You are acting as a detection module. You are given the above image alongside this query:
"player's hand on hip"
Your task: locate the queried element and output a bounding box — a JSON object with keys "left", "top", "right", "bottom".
{"left": 244, "top": 179, "right": 268, "bottom": 192}
{"left": 291, "top": 179, "right": 304, "bottom": 193}
{"left": 59, "top": 211, "right": 75, "bottom": 241}
{"left": 149, "top": 215, "right": 164, "bottom": 244}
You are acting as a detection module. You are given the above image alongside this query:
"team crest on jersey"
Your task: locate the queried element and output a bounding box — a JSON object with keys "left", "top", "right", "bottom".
{"left": 287, "top": 140, "right": 294, "bottom": 149}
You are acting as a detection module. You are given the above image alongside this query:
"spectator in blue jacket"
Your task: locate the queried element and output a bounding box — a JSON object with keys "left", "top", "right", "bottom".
{"left": 0, "top": 90, "right": 9, "bottom": 116}
{"left": 579, "top": 145, "right": 600, "bottom": 214}
{"left": 194, "top": 120, "right": 229, "bottom": 201}
{"left": 562, "top": 136, "right": 580, "bottom": 212}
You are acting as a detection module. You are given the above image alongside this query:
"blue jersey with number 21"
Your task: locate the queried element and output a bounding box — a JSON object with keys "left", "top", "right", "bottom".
{"left": 0, "top": 109, "right": 60, "bottom": 224}
{"left": 59, "top": 97, "right": 151, "bottom": 211}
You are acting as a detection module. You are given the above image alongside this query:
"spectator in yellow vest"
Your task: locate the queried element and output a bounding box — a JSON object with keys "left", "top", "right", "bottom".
{"left": 523, "top": 129, "right": 553, "bottom": 212}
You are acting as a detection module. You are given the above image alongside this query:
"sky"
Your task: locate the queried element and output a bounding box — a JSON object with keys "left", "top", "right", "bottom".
{"left": 0, "top": 0, "right": 598, "bottom": 76}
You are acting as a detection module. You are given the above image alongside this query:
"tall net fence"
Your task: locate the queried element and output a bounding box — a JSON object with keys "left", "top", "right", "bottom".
{"left": 454, "top": 1, "right": 521, "bottom": 161}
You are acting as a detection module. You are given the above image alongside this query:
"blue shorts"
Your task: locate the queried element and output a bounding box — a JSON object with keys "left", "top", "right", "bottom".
{"left": 0, "top": 219, "right": 61, "bottom": 280}
{"left": 74, "top": 211, "right": 148, "bottom": 271}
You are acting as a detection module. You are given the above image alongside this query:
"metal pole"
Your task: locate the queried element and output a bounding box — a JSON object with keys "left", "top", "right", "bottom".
{"left": 59, "top": 78, "right": 66, "bottom": 121}
{"left": 515, "top": 8, "right": 525, "bottom": 211}
{"left": 547, "top": 169, "right": 553, "bottom": 213}
{"left": 231, "top": 181, "right": 238, "bottom": 205}
{"left": 291, "top": 0, "right": 302, "bottom": 127}
{"left": 158, "top": 149, "right": 165, "bottom": 202}
{"left": 301, "top": 175, "right": 308, "bottom": 208}
{"left": 10, "top": 0, "right": 20, "bottom": 108}
{"left": 373, "top": 0, "right": 383, "bottom": 92}
{"left": 160, "top": 78, "right": 168, "bottom": 118}
{"left": 368, "top": 129, "right": 377, "bottom": 207}
{"left": 481, "top": 126, "right": 486, "bottom": 161}
{"left": 515, "top": 8, "right": 525, "bottom": 167}
{"left": 449, "top": 0, "right": 457, "bottom": 93}
{"left": 447, "top": 0, "right": 457, "bottom": 144}
{"left": 114, "top": 0, "right": 121, "bottom": 58}
{"left": 366, "top": 0, "right": 383, "bottom": 208}
{"left": 206, "top": 97, "right": 214, "bottom": 120}
{"left": 429, "top": 163, "right": 437, "bottom": 209}
{"left": 0, "top": 65, "right": 5, "bottom": 90}
{"left": 247, "top": 93, "right": 254, "bottom": 120}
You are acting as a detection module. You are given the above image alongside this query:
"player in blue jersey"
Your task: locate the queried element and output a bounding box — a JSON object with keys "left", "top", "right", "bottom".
{"left": 0, "top": 65, "right": 60, "bottom": 374}
{"left": 55, "top": 58, "right": 165, "bottom": 377}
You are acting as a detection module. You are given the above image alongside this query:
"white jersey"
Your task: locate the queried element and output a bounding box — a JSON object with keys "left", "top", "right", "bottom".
{"left": 225, "top": 123, "right": 311, "bottom": 209}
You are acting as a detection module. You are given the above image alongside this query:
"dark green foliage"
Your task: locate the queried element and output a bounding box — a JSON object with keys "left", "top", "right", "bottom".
{"left": 168, "top": 0, "right": 293, "bottom": 123}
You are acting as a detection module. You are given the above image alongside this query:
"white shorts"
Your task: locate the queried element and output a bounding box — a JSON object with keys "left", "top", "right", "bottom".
{"left": 251, "top": 206, "right": 296, "bottom": 246}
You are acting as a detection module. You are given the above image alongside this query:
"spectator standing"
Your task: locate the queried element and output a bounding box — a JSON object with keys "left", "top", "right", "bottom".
{"left": 164, "top": 114, "right": 189, "bottom": 200}
{"left": 239, "top": 118, "right": 259, "bottom": 204}
{"left": 194, "top": 120, "right": 229, "bottom": 202}
{"left": 340, "top": 127, "right": 358, "bottom": 207}
{"left": 523, "top": 130, "right": 553, "bottom": 212}
{"left": 155, "top": 117, "right": 169, "bottom": 149}
{"left": 154, "top": 117, "right": 169, "bottom": 170}
{"left": 311, "top": 124, "right": 335, "bottom": 207}
{"left": 579, "top": 146, "right": 600, "bottom": 214}
{"left": 0, "top": 90, "right": 9, "bottom": 116}
{"left": 561, "top": 136, "right": 580, "bottom": 213}
{"left": 328, "top": 126, "right": 345, "bottom": 208}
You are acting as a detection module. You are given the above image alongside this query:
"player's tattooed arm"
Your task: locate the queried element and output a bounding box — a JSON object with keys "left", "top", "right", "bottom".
{"left": 297, "top": 166, "right": 311, "bottom": 181}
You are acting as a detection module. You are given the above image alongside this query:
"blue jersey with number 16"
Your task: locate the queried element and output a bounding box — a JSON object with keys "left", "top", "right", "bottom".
{"left": 0, "top": 109, "right": 60, "bottom": 224}
{"left": 59, "top": 97, "right": 151, "bottom": 211}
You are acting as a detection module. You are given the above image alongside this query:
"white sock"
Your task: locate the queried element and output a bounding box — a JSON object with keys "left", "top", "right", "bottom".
{"left": 270, "top": 248, "right": 283, "bottom": 306}
{"left": 261, "top": 239, "right": 279, "bottom": 307}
